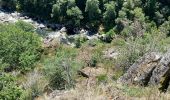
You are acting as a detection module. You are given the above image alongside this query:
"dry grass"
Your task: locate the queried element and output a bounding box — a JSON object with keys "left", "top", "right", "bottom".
{"left": 35, "top": 56, "right": 170, "bottom": 99}
{"left": 35, "top": 81, "right": 170, "bottom": 100}
{"left": 76, "top": 45, "right": 94, "bottom": 67}
{"left": 35, "top": 37, "right": 170, "bottom": 100}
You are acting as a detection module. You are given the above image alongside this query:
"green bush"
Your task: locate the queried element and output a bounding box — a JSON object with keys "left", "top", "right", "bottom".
{"left": 43, "top": 46, "right": 84, "bottom": 90}
{"left": 97, "top": 74, "right": 108, "bottom": 83}
{"left": 88, "top": 55, "right": 98, "bottom": 67}
{"left": 74, "top": 36, "right": 88, "bottom": 48}
{"left": 115, "top": 27, "right": 167, "bottom": 71}
{"left": 0, "top": 22, "right": 41, "bottom": 72}
{"left": 88, "top": 45, "right": 104, "bottom": 67}
{"left": 112, "top": 38, "right": 126, "bottom": 46}
{"left": 15, "top": 21, "right": 35, "bottom": 32}
{"left": 0, "top": 74, "right": 23, "bottom": 100}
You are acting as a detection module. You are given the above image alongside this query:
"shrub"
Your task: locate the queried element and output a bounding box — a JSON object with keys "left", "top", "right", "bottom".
{"left": 88, "top": 55, "right": 98, "bottom": 67}
{"left": 75, "top": 37, "right": 81, "bottom": 48}
{"left": 74, "top": 35, "right": 88, "bottom": 48}
{"left": 0, "top": 73, "right": 23, "bottom": 100}
{"left": 21, "top": 70, "right": 48, "bottom": 99}
{"left": 115, "top": 27, "right": 167, "bottom": 71}
{"left": 111, "top": 38, "right": 126, "bottom": 46}
{"left": 15, "top": 21, "right": 35, "bottom": 32}
{"left": 100, "top": 29, "right": 115, "bottom": 43}
{"left": 43, "top": 46, "right": 83, "bottom": 90}
{"left": 0, "top": 22, "right": 41, "bottom": 72}
{"left": 88, "top": 44, "right": 104, "bottom": 67}
{"left": 97, "top": 74, "right": 108, "bottom": 84}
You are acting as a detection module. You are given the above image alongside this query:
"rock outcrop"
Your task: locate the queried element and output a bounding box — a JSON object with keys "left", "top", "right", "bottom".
{"left": 118, "top": 50, "right": 170, "bottom": 91}
{"left": 149, "top": 51, "right": 170, "bottom": 90}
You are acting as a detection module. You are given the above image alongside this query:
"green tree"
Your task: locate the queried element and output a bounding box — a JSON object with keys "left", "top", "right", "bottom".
{"left": 51, "top": 3, "right": 61, "bottom": 22}
{"left": 1, "top": 0, "right": 16, "bottom": 10}
{"left": 17, "top": 0, "right": 55, "bottom": 18}
{"left": 66, "top": 6, "right": 83, "bottom": 27}
{"left": 103, "top": 1, "right": 116, "bottom": 29}
{"left": 0, "top": 22, "right": 41, "bottom": 72}
{"left": 160, "top": 16, "right": 170, "bottom": 36}
{"left": 75, "top": 0, "right": 87, "bottom": 13}
{"left": 51, "top": 0, "right": 77, "bottom": 23}
{"left": 85, "top": 0, "right": 101, "bottom": 21}
{"left": 144, "top": 0, "right": 157, "bottom": 18}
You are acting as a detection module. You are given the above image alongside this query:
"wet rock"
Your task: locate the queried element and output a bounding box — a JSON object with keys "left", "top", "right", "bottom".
{"left": 79, "top": 29, "right": 99, "bottom": 40}
{"left": 80, "top": 29, "right": 88, "bottom": 34}
{"left": 46, "top": 30, "right": 72, "bottom": 46}
{"left": 38, "top": 24, "right": 46, "bottom": 29}
{"left": 60, "top": 27, "right": 67, "bottom": 33}
{"left": 0, "top": 9, "right": 47, "bottom": 29}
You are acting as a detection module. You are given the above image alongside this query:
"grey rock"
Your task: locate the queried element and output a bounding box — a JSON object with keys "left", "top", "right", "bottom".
{"left": 47, "top": 31, "right": 72, "bottom": 45}
{"left": 60, "top": 27, "right": 67, "bottom": 33}
{"left": 38, "top": 24, "right": 46, "bottom": 29}
{"left": 118, "top": 52, "right": 162, "bottom": 86}
{"left": 103, "top": 48, "right": 119, "bottom": 59}
{"left": 118, "top": 50, "right": 170, "bottom": 91}
{"left": 149, "top": 50, "right": 170, "bottom": 90}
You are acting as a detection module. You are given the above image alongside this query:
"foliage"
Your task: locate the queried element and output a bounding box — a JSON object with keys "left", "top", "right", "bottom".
{"left": 15, "top": 20, "right": 35, "bottom": 32}
{"left": 43, "top": 46, "right": 83, "bottom": 90}
{"left": 103, "top": 1, "right": 116, "bottom": 28}
{"left": 85, "top": 0, "right": 101, "bottom": 29}
{"left": 1, "top": 0, "right": 16, "bottom": 10}
{"left": 85, "top": 0, "right": 101, "bottom": 21}
{"left": 0, "top": 22, "right": 41, "bottom": 72}
{"left": 0, "top": 73, "right": 23, "bottom": 100}
{"left": 66, "top": 6, "right": 83, "bottom": 27}
{"left": 2, "top": 0, "right": 170, "bottom": 32}
{"left": 51, "top": 0, "right": 83, "bottom": 27}
{"left": 97, "top": 74, "right": 108, "bottom": 83}
{"left": 115, "top": 26, "right": 167, "bottom": 71}
{"left": 1, "top": 1, "right": 170, "bottom": 100}
{"left": 74, "top": 35, "right": 88, "bottom": 48}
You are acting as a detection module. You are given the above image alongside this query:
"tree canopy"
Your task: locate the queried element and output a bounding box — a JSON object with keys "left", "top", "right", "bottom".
{"left": 1, "top": 0, "right": 169, "bottom": 32}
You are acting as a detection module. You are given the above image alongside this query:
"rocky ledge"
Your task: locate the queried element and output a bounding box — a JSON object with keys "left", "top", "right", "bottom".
{"left": 118, "top": 50, "right": 170, "bottom": 91}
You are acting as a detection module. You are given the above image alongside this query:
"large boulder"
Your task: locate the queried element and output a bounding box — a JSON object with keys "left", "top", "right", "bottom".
{"left": 118, "top": 52, "right": 162, "bottom": 86}
{"left": 118, "top": 50, "right": 170, "bottom": 91}
{"left": 149, "top": 51, "right": 170, "bottom": 90}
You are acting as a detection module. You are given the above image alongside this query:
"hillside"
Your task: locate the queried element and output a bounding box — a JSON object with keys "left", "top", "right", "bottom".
{"left": 0, "top": 0, "right": 170, "bottom": 100}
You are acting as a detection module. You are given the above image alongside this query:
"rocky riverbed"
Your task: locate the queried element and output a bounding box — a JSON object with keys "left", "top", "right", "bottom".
{"left": 0, "top": 9, "right": 108, "bottom": 47}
